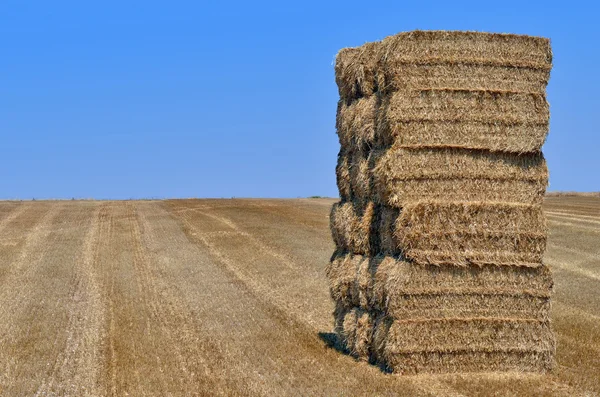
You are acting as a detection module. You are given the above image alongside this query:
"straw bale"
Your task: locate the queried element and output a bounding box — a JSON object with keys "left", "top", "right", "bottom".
{"left": 335, "top": 151, "right": 373, "bottom": 203}
{"left": 381, "top": 120, "right": 549, "bottom": 155}
{"left": 335, "top": 152, "right": 352, "bottom": 201}
{"left": 376, "top": 315, "right": 555, "bottom": 373}
{"left": 336, "top": 79, "right": 550, "bottom": 154}
{"left": 370, "top": 256, "right": 553, "bottom": 296}
{"left": 397, "top": 201, "right": 546, "bottom": 233}
{"left": 386, "top": 294, "right": 550, "bottom": 321}
{"left": 378, "top": 206, "right": 399, "bottom": 255}
{"left": 329, "top": 201, "right": 548, "bottom": 263}
{"left": 383, "top": 318, "right": 554, "bottom": 354}
{"left": 334, "top": 304, "right": 374, "bottom": 361}
{"left": 379, "top": 89, "right": 548, "bottom": 126}
{"left": 348, "top": 153, "right": 374, "bottom": 203}
{"left": 378, "top": 31, "right": 552, "bottom": 70}
{"left": 376, "top": 147, "right": 549, "bottom": 181}
{"left": 382, "top": 350, "right": 554, "bottom": 374}
{"left": 326, "top": 255, "right": 365, "bottom": 309}
{"left": 334, "top": 31, "right": 552, "bottom": 103}
{"left": 373, "top": 148, "right": 548, "bottom": 206}
{"left": 330, "top": 201, "right": 376, "bottom": 255}
{"left": 372, "top": 314, "right": 393, "bottom": 365}
{"left": 336, "top": 96, "right": 379, "bottom": 151}
{"left": 329, "top": 201, "right": 397, "bottom": 255}
{"left": 328, "top": 256, "right": 555, "bottom": 372}
{"left": 335, "top": 42, "right": 382, "bottom": 101}
{"left": 323, "top": 254, "right": 358, "bottom": 308}
{"left": 383, "top": 179, "right": 547, "bottom": 207}
{"left": 396, "top": 202, "right": 547, "bottom": 266}
{"left": 381, "top": 63, "right": 550, "bottom": 96}
{"left": 338, "top": 148, "right": 549, "bottom": 206}
{"left": 326, "top": 254, "right": 552, "bottom": 319}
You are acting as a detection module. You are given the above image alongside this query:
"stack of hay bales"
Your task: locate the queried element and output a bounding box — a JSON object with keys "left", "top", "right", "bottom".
{"left": 327, "top": 31, "right": 554, "bottom": 373}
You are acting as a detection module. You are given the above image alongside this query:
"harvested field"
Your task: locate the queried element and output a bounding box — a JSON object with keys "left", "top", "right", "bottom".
{"left": 0, "top": 196, "right": 598, "bottom": 396}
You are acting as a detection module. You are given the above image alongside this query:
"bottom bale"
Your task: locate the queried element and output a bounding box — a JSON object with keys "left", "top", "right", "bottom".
{"left": 383, "top": 350, "right": 554, "bottom": 374}
{"left": 327, "top": 253, "right": 556, "bottom": 373}
{"left": 334, "top": 304, "right": 374, "bottom": 361}
{"left": 373, "top": 317, "right": 555, "bottom": 374}
{"left": 384, "top": 318, "right": 555, "bottom": 353}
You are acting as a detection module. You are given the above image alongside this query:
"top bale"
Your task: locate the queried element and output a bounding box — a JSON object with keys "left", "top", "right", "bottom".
{"left": 379, "top": 31, "right": 552, "bottom": 69}
{"left": 335, "top": 42, "right": 382, "bottom": 102}
{"left": 335, "top": 30, "right": 552, "bottom": 102}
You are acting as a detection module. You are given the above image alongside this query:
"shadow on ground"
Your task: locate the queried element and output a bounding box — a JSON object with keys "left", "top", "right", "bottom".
{"left": 318, "top": 332, "right": 349, "bottom": 355}
{"left": 318, "top": 332, "right": 392, "bottom": 374}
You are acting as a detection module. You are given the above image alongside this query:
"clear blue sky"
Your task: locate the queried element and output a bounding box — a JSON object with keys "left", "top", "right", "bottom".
{"left": 1, "top": 1, "right": 598, "bottom": 199}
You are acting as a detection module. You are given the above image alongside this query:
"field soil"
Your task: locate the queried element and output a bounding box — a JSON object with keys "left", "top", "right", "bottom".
{"left": 0, "top": 197, "right": 598, "bottom": 396}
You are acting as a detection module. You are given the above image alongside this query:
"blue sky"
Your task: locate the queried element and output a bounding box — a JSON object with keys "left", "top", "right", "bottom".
{"left": 1, "top": 1, "right": 598, "bottom": 199}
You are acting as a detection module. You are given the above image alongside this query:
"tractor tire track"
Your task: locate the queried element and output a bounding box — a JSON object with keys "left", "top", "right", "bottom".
{"left": 34, "top": 202, "right": 106, "bottom": 397}
{"left": 0, "top": 202, "right": 93, "bottom": 396}
{"left": 0, "top": 202, "right": 26, "bottom": 235}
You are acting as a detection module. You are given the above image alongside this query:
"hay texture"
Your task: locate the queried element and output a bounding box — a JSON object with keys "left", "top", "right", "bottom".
{"left": 326, "top": 255, "right": 553, "bottom": 321}
{"left": 396, "top": 202, "right": 548, "bottom": 266}
{"left": 328, "top": 30, "right": 554, "bottom": 374}
{"left": 330, "top": 201, "right": 399, "bottom": 256}
{"left": 326, "top": 254, "right": 554, "bottom": 372}
{"left": 330, "top": 200, "right": 547, "bottom": 266}
{"left": 336, "top": 148, "right": 550, "bottom": 205}
{"left": 334, "top": 30, "right": 551, "bottom": 153}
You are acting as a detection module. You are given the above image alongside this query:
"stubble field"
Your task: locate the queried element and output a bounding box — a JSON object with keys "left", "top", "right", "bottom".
{"left": 0, "top": 196, "right": 598, "bottom": 396}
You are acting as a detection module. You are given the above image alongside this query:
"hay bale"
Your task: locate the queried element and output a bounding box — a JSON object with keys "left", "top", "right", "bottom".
{"left": 333, "top": 304, "right": 374, "bottom": 361}
{"left": 380, "top": 120, "right": 549, "bottom": 155}
{"left": 326, "top": 255, "right": 365, "bottom": 309}
{"left": 382, "top": 349, "right": 554, "bottom": 374}
{"left": 336, "top": 96, "right": 378, "bottom": 151}
{"left": 329, "top": 201, "right": 398, "bottom": 255}
{"left": 327, "top": 254, "right": 555, "bottom": 372}
{"left": 337, "top": 147, "right": 549, "bottom": 206}
{"left": 348, "top": 153, "right": 373, "bottom": 202}
{"left": 335, "top": 150, "right": 379, "bottom": 203}
{"left": 335, "top": 152, "right": 352, "bottom": 201}
{"left": 378, "top": 317, "right": 555, "bottom": 374}
{"left": 377, "top": 206, "right": 399, "bottom": 255}
{"left": 370, "top": 256, "right": 553, "bottom": 297}
{"left": 385, "top": 294, "right": 550, "bottom": 321}
{"left": 381, "top": 63, "right": 550, "bottom": 96}
{"left": 377, "top": 89, "right": 549, "bottom": 151}
{"left": 379, "top": 89, "right": 548, "bottom": 125}
{"left": 329, "top": 30, "right": 555, "bottom": 374}
{"left": 326, "top": 254, "right": 552, "bottom": 320}
{"left": 384, "top": 318, "right": 554, "bottom": 353}
{"left": 396, "top": 202, "right": 547, "bottom": 266}
{"left": 335, "top": 42, "right": 382, "bottom": 101}
{"left": 335, "top": 151, "right": 369, "bottom": 203}
{"left": 329, "top": 200, "right": 548, "bottom": 264}
{"left": 337, "top": 91, "right": 550, "bottom": 153}
{"left": 334, "top": 31, "right": 552, "bottom": 104}
{"left": 373, "top": 148, "right": 548, "bottom": 206}
{"left": 329, "top": 201, "right": 377, "bottom": 255}
{"left": 378, "top": 31, "right": 552, "bottom": 70}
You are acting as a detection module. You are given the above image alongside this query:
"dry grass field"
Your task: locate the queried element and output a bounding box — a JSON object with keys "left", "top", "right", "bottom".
{"left": 0, "top": 196, "right": 598, "bottom": 396}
